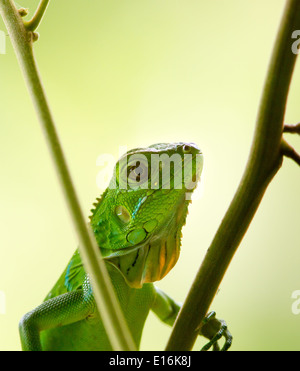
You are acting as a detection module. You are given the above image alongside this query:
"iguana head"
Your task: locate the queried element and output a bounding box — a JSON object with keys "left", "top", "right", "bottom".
{"left": 90, "top": 142, "right": 203, "bottom": 288}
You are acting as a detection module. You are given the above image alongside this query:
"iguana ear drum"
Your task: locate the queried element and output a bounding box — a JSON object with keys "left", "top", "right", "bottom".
{"left": 115, "top": 205, "right": 131, "bottom": 224}
{"left": 107, "top": 233, "right": 181, "bottom": 288}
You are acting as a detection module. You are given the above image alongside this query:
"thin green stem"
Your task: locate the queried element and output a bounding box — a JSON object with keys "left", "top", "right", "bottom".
{"left": 0, "top": 0, "right": 136, "bottom": 351}
{"left": 23, "top": 0, "right": 50, "bottom": 31}
{"left": 166, "top": 0, "right": 300, "bottom": 351}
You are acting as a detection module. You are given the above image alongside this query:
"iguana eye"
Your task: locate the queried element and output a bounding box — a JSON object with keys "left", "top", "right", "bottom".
{"left": 127, "top": 161, "right": 146, "bottom": 182}
{"left": 117, "top": 154, "right": 150, "bottom": 189}
{"left": 182, "top": 144, "right": 191, "bottom": 153}
{"left": 127, "top": 160, "right": 149, "bottom": 183}
{"left": 115, "top": 205, "right": 131, "bottom": 224}
{"left": 126, "top": 156, "right": 149, "bottom": 186}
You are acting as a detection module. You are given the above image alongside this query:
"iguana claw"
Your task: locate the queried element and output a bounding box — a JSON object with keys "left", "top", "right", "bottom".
{"left": 200, "top": 311, "right": 232, "bottom": 351}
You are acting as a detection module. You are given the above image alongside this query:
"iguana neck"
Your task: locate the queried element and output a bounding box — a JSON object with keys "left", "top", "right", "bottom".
{"left": 90, "top": 190, "right": 191, "bottom": 288}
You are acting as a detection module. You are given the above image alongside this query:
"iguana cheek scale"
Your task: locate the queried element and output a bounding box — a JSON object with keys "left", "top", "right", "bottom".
{"left": 19, "top": 142, "right": 230, "bottom": 351}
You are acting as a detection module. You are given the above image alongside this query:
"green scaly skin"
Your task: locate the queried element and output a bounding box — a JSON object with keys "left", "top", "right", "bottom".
{"left": 19, "top": 142, "right": 232, "bottom": 351}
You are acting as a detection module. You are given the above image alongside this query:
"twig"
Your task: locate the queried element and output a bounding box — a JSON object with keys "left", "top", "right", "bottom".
{"left": 283, "top": 122, "right": 300, "bottom": 134}
{"left": 23, "top": 0, "right": 50, "bottom": 31}
{"left": 165, "top": 0, "right": 300, "bottom": 350}
{"left": 281, "top": 138, "right": 300, "bottom": 166}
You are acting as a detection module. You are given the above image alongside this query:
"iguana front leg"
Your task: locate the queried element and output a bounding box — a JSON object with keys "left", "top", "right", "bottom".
{"left": 151, "top": 286, "right": 232, "bottom": 351}
{"left": 19, "top": 289, "right": 95, "bottom": 351}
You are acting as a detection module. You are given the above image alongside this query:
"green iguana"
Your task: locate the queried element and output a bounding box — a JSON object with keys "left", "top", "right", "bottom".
{"left": 19, "top": 142, "right": 232, "bottom": 351}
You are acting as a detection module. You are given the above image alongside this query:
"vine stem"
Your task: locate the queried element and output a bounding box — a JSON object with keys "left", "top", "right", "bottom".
{"left": 0, "top": 0, "right": 136, "bottom": 351}
{"left": 23, "top": 0, "right": 50, "bottom": 31}
{"left": 166, "top": 0, "right": 300, "bottom": 350}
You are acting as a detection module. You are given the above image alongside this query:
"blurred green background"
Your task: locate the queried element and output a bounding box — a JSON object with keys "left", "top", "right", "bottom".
{"left": 0, "top": 0, "right": 300, "bottom": 351}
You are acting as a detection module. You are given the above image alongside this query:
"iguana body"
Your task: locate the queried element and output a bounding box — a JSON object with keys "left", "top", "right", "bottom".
{"left": 41, "top": 260, "right": 159, "bottom": 350}
{"left": 19, "top": 142, "right": 231, "bottom": 351}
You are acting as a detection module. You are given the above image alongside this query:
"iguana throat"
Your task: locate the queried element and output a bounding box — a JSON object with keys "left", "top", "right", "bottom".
{"left": 90, "top": 142, "right": 203, "bottom": 288}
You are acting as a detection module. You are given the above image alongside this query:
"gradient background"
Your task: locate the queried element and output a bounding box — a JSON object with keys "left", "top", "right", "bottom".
{"left": 0, "top": 0, "right": 300, "bottom": 351}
